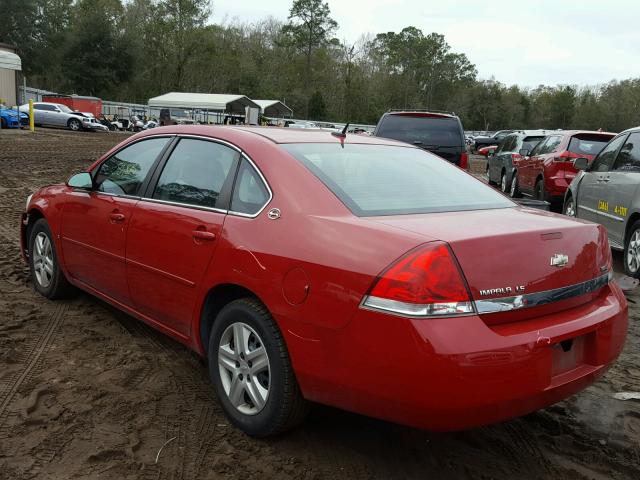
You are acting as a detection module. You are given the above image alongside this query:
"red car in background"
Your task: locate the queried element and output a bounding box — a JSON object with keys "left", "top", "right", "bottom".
{"left": 512, "top": 131, "right": 616, "bottom": 211}
{"left": 21, "top": 126, "right": 627, "bottom": 437}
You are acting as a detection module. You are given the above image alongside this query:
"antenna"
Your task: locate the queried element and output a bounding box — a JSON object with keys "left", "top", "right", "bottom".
{"left": 332, "top": 123, "right": 349, "bottom": 138}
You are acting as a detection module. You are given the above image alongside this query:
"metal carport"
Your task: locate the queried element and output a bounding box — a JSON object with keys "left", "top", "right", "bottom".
{"left": 148, "top": 92, "right": 259, "bottom": 115}
{"left": 253, "top": 100, "right": 293, "bottom": 118}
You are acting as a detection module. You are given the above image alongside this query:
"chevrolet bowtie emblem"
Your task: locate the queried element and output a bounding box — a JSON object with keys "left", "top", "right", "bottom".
{"left": 550, "top": 253, "right": 569, "bottom": 267}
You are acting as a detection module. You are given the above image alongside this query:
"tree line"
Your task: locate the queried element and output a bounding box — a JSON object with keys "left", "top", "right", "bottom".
{"left": 2, "top": 0, "right": 640, "bottom": 131}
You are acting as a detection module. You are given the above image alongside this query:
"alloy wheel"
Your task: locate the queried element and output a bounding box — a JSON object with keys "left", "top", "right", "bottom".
{"left": 627, "top": 230, "right": 640, "bottom": 274}
{"left": 218, "top": 322, "right": 270, "bottom": 415}
{"left": 33, "top": 232, "right": 54, "bottom": 288}
{"left": 501, "top": 173, "right": 507, "bottom": 192}
{"left": 510, "top": 175, "right": 517, "bottom": 197}
{"left": 565, "top": 199, "right": 576, "bottom": 217}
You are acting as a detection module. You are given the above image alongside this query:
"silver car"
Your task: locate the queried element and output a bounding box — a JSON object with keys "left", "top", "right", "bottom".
{"left": 565, "top": 127, "right": 640, "bottom": 277}
{"left": 18, "top": 102, "right": 91, "bottom": 131}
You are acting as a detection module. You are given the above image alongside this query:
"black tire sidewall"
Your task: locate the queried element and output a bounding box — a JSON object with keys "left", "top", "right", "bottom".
{"left": 28, "top": 219, "right": 61, "bottom": 298}
{"left": 208, "top": 300, "right": 288, "bottom": 436}
{"left": 510, "top": 173, "right": 518, "bottom": 197}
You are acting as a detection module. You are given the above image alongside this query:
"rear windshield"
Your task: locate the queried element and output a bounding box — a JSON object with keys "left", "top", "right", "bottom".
{"left": 568, "top": 135, "right": 613, "bottom": 156}
{"left": 523, "top": 136, "right": 544, "bottom": 151}
{"left": 282, "top": 143, "right": 514, "bottom": 216}
{"left": 376, "top": 115, "right": 463, "bottom": 147}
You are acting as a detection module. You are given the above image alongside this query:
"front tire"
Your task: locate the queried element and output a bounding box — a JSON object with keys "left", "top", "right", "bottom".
{"left": 564, "top": 196, "right": 576, "bottom": 217}
{"left": 28, "top": 218, "right": 75, "bottom": 299}
{"left": 208, "top": 298, "right": 308, "bottom": 437}
{"left": 625, "top": 221, "right": 640, "bottom": 279}
{"left": 68, "top": 118, "right": 82, "bottom": 131}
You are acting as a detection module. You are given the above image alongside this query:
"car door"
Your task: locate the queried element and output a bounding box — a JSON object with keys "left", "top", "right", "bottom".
{"left": 50, "top": 105, "right": 67, "bottom": 126}
{"left": 33, "top": 104, "right": 52, "bottom": 125}
{"left": 575, "top": 133, "right": 628, "bottom": 224}
{"left": 520, "top": 137, "right": 549, "bottom": 192}
{"left": 601, "top": 132, "right": 640, "bottom": 247}
{"left": 60, "top": 136, "right": 172, "bottom": 305}
{"left": 125, "top": 137, "right": 239, "bottom": 336}
{"left": 489, "top": 136, "right": 510, "bottom": 183}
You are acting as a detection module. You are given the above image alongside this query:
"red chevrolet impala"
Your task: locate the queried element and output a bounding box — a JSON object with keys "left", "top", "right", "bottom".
{"left": 21, "top": 126, "right": 627, "bottom": 436}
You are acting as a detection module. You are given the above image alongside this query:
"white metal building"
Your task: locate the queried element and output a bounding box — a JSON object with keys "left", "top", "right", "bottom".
{"left": 0, "top": 43, "right": 21, "bottom": 107}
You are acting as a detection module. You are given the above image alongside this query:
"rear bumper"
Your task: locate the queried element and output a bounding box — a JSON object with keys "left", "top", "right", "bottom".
{"left": 292, "top": 282, "right": 627, "bottom": 431}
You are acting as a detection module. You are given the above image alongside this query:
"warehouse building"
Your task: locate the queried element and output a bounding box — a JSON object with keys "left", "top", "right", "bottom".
{"left": 0, "top": 43, "right": 21, "bottom": 107}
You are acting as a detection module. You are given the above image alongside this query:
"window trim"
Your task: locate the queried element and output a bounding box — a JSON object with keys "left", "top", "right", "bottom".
{"left": 612, "top": 132, "right": 640, "bottom": 172}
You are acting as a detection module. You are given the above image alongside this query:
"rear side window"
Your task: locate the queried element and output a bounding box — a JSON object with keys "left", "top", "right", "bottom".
{"left": 376, "top": 115, "right": 462, "bottom": 147}
{"left": 95, "top": 137, "right": 169, "bottom": 195}
{"left": 568, "top": 135, "right": 612, "bottom": 156}
{"left": 153, "top": 138, "right": 237, "bottom": 208}
{"left": 283, "top": 143, "right": 513, "bottom": 216}
{"left": 231, "top": 159, "right": 270, "bottom": 215}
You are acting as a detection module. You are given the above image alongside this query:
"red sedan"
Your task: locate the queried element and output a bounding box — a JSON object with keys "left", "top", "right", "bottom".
{"left": 21, "top": 126, "right": 627, "bottom": 436}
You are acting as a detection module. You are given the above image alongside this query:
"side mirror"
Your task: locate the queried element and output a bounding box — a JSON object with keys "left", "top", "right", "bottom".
{"left": 519, "top": 149, "right": 530, "bottom": 157}
{"left": 573, "top": 157, "right": 589, "bottom": 171}
{"left": 67, "top": 172, "right": 93, "bottom": 190}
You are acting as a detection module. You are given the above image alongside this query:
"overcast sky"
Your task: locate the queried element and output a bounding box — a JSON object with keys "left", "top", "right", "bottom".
{"left": 211, "top": 0, "right": 640, "bottom": 88}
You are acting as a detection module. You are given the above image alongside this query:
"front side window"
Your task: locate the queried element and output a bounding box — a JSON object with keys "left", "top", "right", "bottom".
{"left": 613, "top": 132, "right": 640, "bottom": 172}
{"left": 95, "top": 137, "right": 170, "bottom": 195}
{"left": 590, "top": 134, "right": 627, "bottom": 172}
{"left": 231, "top": 159, "right": 270, "bottom": 215}
{"left": 283, "top": 143, "right": 514, "bottom": 216}
{"left": 153, "top": 138, "right": 237, "bottom": 208}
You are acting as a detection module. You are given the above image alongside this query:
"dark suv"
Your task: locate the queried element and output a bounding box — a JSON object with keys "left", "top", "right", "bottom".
{"left": 373, "top": 110, "right": 468, "bottom": 169}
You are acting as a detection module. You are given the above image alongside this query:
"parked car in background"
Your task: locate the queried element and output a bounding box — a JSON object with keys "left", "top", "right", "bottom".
{"left": 73, "top": 112, "right": 109, "bottom": 132}
{"left": 486, "top": 131, "right": 547, "bottom": 194}
{"left": 0, "top": 105, "right": 29, "bottom": 129}
{"left": 373, "top": 110, "right": 468, "bottom": 169}
{"left": 512, "top": 130, "right": 615, "bottom": 210}
{"left": 19, "top": 102, "right": 91, "bottom": 131}
{"left": 477, "top": 144, "right": 498, "bottom": 157}
{"left": 565, "top": 127, "right": 640, "bottom": 277}
{"left": 159, "top": 108, "right": 195, "bottom": 126}
{"left": 21, "top": 126, "right": 627, "bottom": 436}
{"left": 473, "top": 130, "right": 516, "bottom": 151}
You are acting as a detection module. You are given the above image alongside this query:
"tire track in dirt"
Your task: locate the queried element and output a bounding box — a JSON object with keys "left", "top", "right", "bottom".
{"left": 0, "top": 302, "right": 67, "bottom": 431}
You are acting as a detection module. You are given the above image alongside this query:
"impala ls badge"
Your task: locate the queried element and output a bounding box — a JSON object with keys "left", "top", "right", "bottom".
{"left": 550, "top": 253, "right": 569, "bottom": 267}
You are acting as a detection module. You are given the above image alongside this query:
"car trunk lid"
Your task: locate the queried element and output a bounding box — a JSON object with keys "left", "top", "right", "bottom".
{"left": 368, "top": 207, "right": 611, "bottom": 324}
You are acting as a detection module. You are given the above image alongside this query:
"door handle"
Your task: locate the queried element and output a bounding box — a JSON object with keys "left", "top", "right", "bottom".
{"left": 192, "top": 230, "right": 216, "bottom": 241}
{"left": 109, "top": 212, "right": 126, "bottom": 222}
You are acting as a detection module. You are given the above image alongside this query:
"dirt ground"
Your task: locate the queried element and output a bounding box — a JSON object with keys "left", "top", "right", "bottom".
{"left": 0, "top": 129, "right": 639, "bottom": 480}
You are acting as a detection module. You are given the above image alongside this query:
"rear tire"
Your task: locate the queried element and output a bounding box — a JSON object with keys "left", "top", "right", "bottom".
{"left": 509, "top": 172, "right": 520, "bottom": 198}
{"left": 208, "top": 298, "right": 309, "bottom": 437}
{"left": 0, "top": 117, "right": 6, "bottom": 129}
{"left": 28, "top": 218, "right": 75, "bottom": 299}
{"left": 624, "top": 221, "right": 640, "bottom": 279}
{"left": 501, "top": 171, "right": 508, "bottom": 192}
{"left": 535, "top": 179, "right": 545, "bottom": 201}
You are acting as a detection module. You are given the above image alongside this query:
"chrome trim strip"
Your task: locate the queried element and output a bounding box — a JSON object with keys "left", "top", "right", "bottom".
{"left": 175, "top": 134, "right": 243, "bottom": 153}
{"left": 578, "top": 205, "right": 624, "bottom": 222}
{"left": 138, "top": 196, "right": 228, "bottom": 214}
{"left": 474, "top": 272, "right": 610, "bottom": 314}
{"left": 227, "top": 153, "right": 273, "bottom": 219}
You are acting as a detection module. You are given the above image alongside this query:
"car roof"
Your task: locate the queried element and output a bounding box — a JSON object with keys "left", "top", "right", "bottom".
{"left": 142, "top": 125, "right": 414, "bottom": 146}
{"left": 385, "top": 110, "right": 457, "bottom": 119}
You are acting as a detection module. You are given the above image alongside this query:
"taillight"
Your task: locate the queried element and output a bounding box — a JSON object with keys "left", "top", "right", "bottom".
{"left": 362, "top": 242, "right": 474, "bottom": 317}
{"left": 459, "top": 152, "right": 469, "bottom": 170}
{"left": 511, "top": 153, "right": 522, "bottom": 160}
